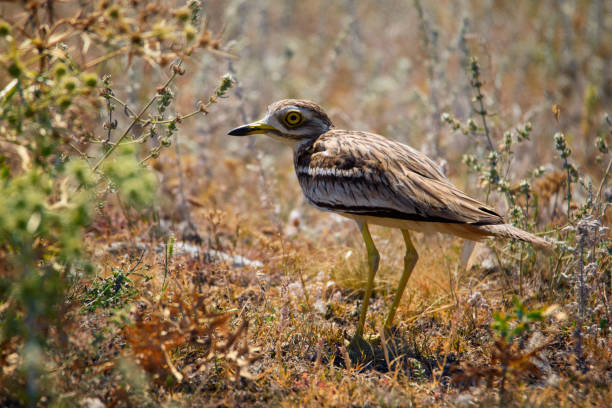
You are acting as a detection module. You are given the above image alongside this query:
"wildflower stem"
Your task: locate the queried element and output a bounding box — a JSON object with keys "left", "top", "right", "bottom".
{"left": 565, "top": 162, "right": 572, "bottom": 220}
{"left": 138, "top": 75, "right": 232, "bottom": 165}
{"left": 92, "top": 64, "right": 181, "bottom": 173}
{"left": 596, "top": 157, "right": 611, "bottom": 206}
{"left": 470, "top": 57, "right": 495, "bottom": 151}
{"left": 476, "top": 85, "right": 494, "bottom": 152}
{"left": 84, "top": 46, "right": 129, "bottom": 70}
{"left": 575, "top": 243, "right": 586, "bottom": 373}
{"left": 107, "top": 93, "right": 205, "bottom": 125}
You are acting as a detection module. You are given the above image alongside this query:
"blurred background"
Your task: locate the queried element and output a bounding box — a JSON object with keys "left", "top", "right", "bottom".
{"left": 171, "top": 0, "right": 610, "bottom": 240}
{"left": 0, "top": 0, "right": 610, "bottom": 405}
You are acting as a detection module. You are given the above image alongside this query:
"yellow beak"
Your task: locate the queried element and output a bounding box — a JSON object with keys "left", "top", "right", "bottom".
{"left": 227, "top": 120, "right": 277, "bottom": 136}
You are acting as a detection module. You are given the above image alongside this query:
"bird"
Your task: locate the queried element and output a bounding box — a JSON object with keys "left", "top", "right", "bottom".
{"left": 228, "top": 99, "right": 550, "bottom": 347}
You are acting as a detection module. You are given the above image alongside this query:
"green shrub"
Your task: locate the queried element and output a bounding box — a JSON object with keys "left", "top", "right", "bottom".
{"left": 0, "top": 0, "right": 233, "bottom": 403}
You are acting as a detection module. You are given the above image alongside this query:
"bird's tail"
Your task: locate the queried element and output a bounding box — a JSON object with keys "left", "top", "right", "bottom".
{"left": 477, "top": 223, "right": 553, "bottom": 252}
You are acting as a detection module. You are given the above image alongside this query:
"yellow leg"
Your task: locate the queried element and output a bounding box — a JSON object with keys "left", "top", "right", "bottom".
{"left": 384, "top": 229, "right": 418, "bottom": 330}
{"left": 352, "top": 222, "right": 380, "bottom": 340}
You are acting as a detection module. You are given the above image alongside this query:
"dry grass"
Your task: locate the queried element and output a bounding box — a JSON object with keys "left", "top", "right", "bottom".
{"left": 0, "top": 0, "right": 610, "bottom": 406}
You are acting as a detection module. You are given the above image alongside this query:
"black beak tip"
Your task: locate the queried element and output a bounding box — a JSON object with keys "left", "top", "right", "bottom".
{"left": 228, "top": 125, "right": 249, "bottom": 136}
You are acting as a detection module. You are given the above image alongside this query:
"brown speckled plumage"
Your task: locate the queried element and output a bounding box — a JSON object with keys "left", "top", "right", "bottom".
{"left": 294, "top": 131, "right": 502, "bottom": 223}
{"left": 293, "top": 129, "right": 549, "bottom": 247}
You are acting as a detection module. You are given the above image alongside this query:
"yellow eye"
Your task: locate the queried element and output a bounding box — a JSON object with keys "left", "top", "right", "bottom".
{"left": 283, "top": 110, "right": 304, "bottom": 127}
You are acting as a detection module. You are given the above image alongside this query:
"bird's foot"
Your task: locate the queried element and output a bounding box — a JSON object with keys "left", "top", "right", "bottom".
{"left": 365, "top": 326, "right": 396, "bottom": 342}
{"left": 345, "top": 328, "right": 394, "bottom": 348}
{"left": 345, "top": 333, "right": 376, "bottom": 363}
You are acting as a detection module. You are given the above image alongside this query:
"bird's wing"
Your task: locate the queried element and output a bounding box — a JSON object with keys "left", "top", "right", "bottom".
{"left": 294, "top": 131, "right": 504, "bottom": 225}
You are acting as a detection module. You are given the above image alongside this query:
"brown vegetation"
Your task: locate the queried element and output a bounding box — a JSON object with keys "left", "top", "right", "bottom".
{"left": 0, "top": 0, "right": 610, "bottom": 406}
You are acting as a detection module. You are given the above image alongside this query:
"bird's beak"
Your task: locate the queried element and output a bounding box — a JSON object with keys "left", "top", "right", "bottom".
{"left": 228, "top": 120, "right": 277, "bottom": 136}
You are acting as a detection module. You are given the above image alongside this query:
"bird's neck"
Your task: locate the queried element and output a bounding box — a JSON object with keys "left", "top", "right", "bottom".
{"left": 292, "top": 137, "right": 318, "bottom": 154}
{"left": 292, "top": 137, "right": 319, "bottom": 173}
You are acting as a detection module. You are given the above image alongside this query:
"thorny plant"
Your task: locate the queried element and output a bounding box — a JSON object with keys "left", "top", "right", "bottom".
{"left": 442, "top": 55, "right": 611, "bottom": 388}
{"left": 551, "top": 110, "right": 610, "bottom": 374}
{"left": 442, "top": 57, "right": 546, "bottom": 295}
{"left": 562, "top": 216, "right": 610, "bottom": 373}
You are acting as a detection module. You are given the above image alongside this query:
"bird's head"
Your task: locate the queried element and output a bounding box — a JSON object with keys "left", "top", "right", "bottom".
{"left": 228, "top": 99, "right": 333, "bottom": 144}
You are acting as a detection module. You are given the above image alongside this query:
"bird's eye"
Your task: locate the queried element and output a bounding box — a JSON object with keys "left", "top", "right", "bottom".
{"left": 283, "top": 110, "right": 304, "bottom": 127}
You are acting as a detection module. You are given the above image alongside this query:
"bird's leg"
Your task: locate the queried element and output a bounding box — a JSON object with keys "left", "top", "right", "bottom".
{"left": 352, "top": 222, "right": 380, "bottom": 342}
{"left": 384, "top": 229, "right": 418, "bottom": 331}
